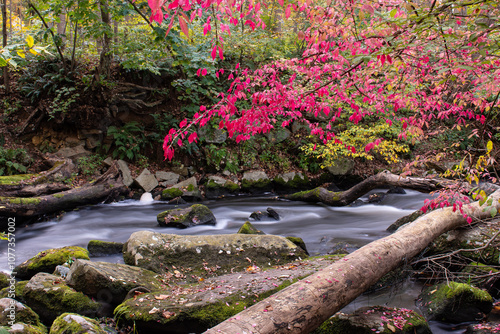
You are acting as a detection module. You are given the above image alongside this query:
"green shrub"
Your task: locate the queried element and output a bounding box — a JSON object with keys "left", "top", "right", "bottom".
{"left": 0, "top": 148, "right": 32, "bottom": 176}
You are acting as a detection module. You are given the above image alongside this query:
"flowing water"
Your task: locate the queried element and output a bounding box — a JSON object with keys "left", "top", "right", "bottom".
{"left": 0, "top": 189, "right": 466, "bottom": 333}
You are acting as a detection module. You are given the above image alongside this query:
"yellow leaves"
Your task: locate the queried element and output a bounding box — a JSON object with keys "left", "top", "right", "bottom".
{"left": 17, "top": 50, "right": 25, "bottom": 58}
{"left": 487, "top": 140, "right": 493, "bottom": 154}
{"left": 26, "top": 35, "right": 34, "bottom": 48}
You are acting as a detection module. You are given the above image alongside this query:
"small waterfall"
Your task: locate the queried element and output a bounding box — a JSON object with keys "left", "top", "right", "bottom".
{"left": 139, "top": 192, "right": 154, "bottom": 204}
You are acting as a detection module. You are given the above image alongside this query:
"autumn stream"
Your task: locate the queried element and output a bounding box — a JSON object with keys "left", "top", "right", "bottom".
{"left": 2, "top": 190, "right": 464, "bottom": 333}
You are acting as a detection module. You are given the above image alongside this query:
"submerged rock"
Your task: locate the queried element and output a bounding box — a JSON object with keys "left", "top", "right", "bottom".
{"left": 23, "top": 273, "right": 100, "bottom": 323}
{"left": 157, "top": 204, "right": 216, "bottom": 228}
{"left": 313, "top": 306, "right": 431, "bottom": 334}
{"left": 50, "top": 313, "right": 106, "bottom": 334}
{"left": 417, "top": 281, "right": 493, "bottom": 323}
{"left": 65, "top": 260, "right": 165, "bottom": 307}
{"left": 123, "top": 231, "right": 308, "bottom": 279}
{"left": 14, "top": 246, "right": 90, "bottom": 280}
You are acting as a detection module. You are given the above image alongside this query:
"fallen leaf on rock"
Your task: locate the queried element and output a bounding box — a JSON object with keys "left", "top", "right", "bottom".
{"left": 149, "top": 307, "right": 160, "bottom": 314}
{"left": 162, "top": 311, "right": 176, "bottom": 319}
{"left": 155, "top": 295, "right": 169, "bottom": 300}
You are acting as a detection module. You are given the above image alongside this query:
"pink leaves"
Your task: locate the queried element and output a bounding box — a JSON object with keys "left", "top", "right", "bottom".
{"left": 196, "top": 68, "right": 208, "bottom": 76}
{"left": 148, "top": 0, "right": 164, "bottom": 23}
{"left": 285, "top": 5, "right": 292, "bottom": 19}
{"left": 203, "top": 17, "right": 212, "bottom": 36}
{"left": 188, "top": 132, "right": 198, "bottom": 143}
{"left": 179, "top": 16, "right": 189, "bottom": 37}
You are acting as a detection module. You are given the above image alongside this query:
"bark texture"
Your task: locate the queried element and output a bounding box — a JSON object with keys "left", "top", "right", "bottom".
{"left": 206, "top": 187, "right": 500, "bottom": 334}
{"left": 286, "top": 171, "right": 458, "bottom": 205}
{"left": 0, "top": 162, "right": 127, "bottom": 226}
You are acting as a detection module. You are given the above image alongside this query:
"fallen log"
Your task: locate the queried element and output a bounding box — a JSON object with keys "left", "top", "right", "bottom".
{"left": 0, "top": 162, "right": 128, "bottom": 228}
{"left": 206, "top": 186, "right": 500, "bottom": 334}
{"left": 286, "top": 171, "right": 461, "bottom": 205}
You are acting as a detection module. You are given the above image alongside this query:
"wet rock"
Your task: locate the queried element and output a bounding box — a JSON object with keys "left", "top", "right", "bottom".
{"left": 367, "top": 192, "right": 386, "bottom": 204}
{"left": 237, "top": 221, "right": 265, "bottom": 235}
{"left": 168, "top": 197, "right": 187, "bottom": 205}
{"left": 274, "top": 172, "right": 309, "bottom": 191}
{"left": 23, "top": 273, "right": 100, "bottom": 323}
{"left": 87, "top": 240, "right": 124, "bottom": 256}
{"left": 0, "top": 298, "right": 44, "bottom": 329}
{"left": 134, "top": 168, "right": 158, "bottom": 192}
{"left": 313, "top": 306, "right": 431, "bottom": 334}
{"left": 249, "top": 208, "right": 280, "bottom": 221}
{"left": 466, "top": 321, "right": 500, "bottom": 333}
{"left": 155, "top": 171, "right": 180, "bottom": 187}
{"left": 117, "top": 160, "right": 133, "bottom": 187}
{"left": 241, "top": 171, "right": 271, "bottom": 193}
{"left": 50, "top": 313, "right": 106, "bottom": 334}
{"left": 14, "top": 246, "right": 90, "bottom": 280}
{"left": 417, "top": 281, "right": 493, "bottom": 323}
{"left": 286, "top": 236, "right": 309, "bottom": 255}
{"left": 53, "top": 265, "right": 70, "bottom": 278}
{"left": 387, "top": 210, "right": 424, "bottom": 232}
{"left": 157, "top": 204, "right": 216, "bottom": 228}
{"left": 249, "top": 211, "right": 266, "bottom": 221}
{"left": 266, "top": 207, "right": 280, "bottom": 220}
{"left": 65, "top": 260, "right": 165, "bottom": 307}
{"left": 388, "top": 187, "right": 406, "bottom": 194}
{"left": 123, "top": 231, "right": 308, "bottom": 279}
{"left": 161, "top": 177, "right": 202, "bottom": 201}
{"left": 205, "top": 176, "right": 240, "bottom": 199}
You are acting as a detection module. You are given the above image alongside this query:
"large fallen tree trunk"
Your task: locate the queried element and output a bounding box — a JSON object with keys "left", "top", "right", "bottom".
{"left": 286, "top": 171, "right": 463, "bottom": 205}
{"left": 206, "top": 186, "right": 500, "bottom": 334}
{"left": 0, "top": 162, "right": 128, "bottom": 228}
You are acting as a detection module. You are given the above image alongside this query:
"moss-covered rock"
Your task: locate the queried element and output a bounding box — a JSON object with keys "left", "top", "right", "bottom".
{"left": 273, "top": 172, "right": 309, "bottom": 192}
{"left": 161, "top": 177, "right": 202, "bottom": 201}
{"left": 87, "top": 240, "right": 123, "bottom": 256}
{"left": 312, "top": 306, "right": 431, "bottom": 334}
{"left": 387, "top": 210, "right": 424, "bottom": 232}
{"left": 23, "top": 273, "right": 100, "bottom": 324}
{"left": 157, "top": 204, "right": 216, "bottom": 228}
{"left": 237, "top": 221, "right": 265, "bottom": 235}
{"left": 0, "top": 174, "right": 33, "bottom": 185}
{"left": 15, "top": 246, "right": 89, "bottom": 280}
{"left": 286, "top": 236, "right": 309, "bottom": 255}
{"left": 417, "top": 281, "right": 493, "bottom": 323}
{"left": 1, "top": 322, "right": 47, "bottom": 333}
{"left": 0, "top": 298, "right": 44, "bottom": 329}
{"left": 65, "top": 260, "right": 166, "bottom": 307}
{"left": 204, "top": 176, "right": 240, "bottom": 199}
{"left": 241, "top": 171, "right": 272, "bottom": 193}
{"left": 0, "top": 273, "right": 8, "bottom": 290}
{"left": 123, "top": 231, "right": 308, "bottom": 280}
{"left": 0, "top": 281, "right": 28, "bottom": 303}
{"left": 426, "top": 220, "right": 500, "bottom": 266}
{"left": 465, "top": 321, "right": 500, "bottom": 333}
{"left": 49, "top": 313, "right": 106, "bottom": 334}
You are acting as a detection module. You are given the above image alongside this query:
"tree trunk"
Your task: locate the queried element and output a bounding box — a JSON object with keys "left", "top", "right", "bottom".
{"left": 286, "top": 171, "right": 460, "bottom": 206}
{"left": 206, "top": 186, "right": 500, "bottom": 334}
{"left": 0, "top": 162, "right": 128, "bottom": 228}
{"left": 97, "top": 0, "right": 112, "bottom": 79}
{"left": 2, "top": 0, "right": 9, "bottom": 95}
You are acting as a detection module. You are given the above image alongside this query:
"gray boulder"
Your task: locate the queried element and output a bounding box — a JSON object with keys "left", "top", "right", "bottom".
{"left": 23, "top": 273, "right": 100, "bottom": 323}
{"left": 50, "top": 313, "right": 106, "bottom": 334}
{"left": 241, "top": 170, "right": 271, "bottom": 193}
{"left": 87, "top": 240, "right": 123, "bottom": 256}
{"left": 325, "top": 158, "right": 355, "bottom": 175}
{"left": 117, "top": 160, "right": 133, "bottom": 187}
{"left": 264, "top": 128, "right": 291, "bottom": 144}
{"left": 155, "top": 171, "right": 180, "bottom": 187}
{"left": 274, "top": 172, "right": 308, "bottom": 191}
{"left": 55, "top": 145, "right": 90, "bottom": 161}
{"left": 134, "top": 168, "right": 158, "bottom": 192}
{"left": 123, "top": 231, "right": 308, "bottom": 279}
{"left": 65, "top": 260, "right": 165, "bottom": 306}
{"left": 417, "top": 281, "right": 492, "bottom": 323}
{"left": 205, "top": 176, "right": 239, "bottom": 199}
{"left": 157, "top": 204, "right": 216, "bottom": 228}
{"left": 198, "top": 127, "right": 227, "bottom": 144}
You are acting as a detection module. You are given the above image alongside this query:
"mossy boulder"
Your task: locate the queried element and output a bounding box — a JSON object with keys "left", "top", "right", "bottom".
{"left": 23, "top": 273, "right": 100, "bottom": 323}
{"left": 65, "top": 260, "right": 166, "bottom": 307}
{"left": 0, "top": 281, "right": 28, "bottom": 303}
{"left": 241, "top": 171, "right": 272, "bottom": 193}
{"left": 0, "top": 298, "right": 44, "bottom": 330}
{"left": 49, "top": 313, "right": 106, "bottom": 334}
{"left": 0, "top": 174, "right": 33, "bottom": 186}
{"left": 1, "top": 322, "right": 47, "bottom": 333}
{"left": 417, "top": 281, "right": 493, "bottom": 323}
{"left": 123, "top": 231, "right": 308, "bottom": 280}
{"left": 204, "top": 176, "right": 240, "bottom": 199}
{"left": 87, "top": 240, "right": 123, "bottom": 256}
{"left": 161, "top": 177, "right": 202, "bottom": 201}
{"left": 15, "top": 246, "right": 89, "bottom": 280}
{"left": 157, "top": 204, "right": 216, "bottom": 228}
{"left": 286, "top": 236, "right": 309, "bottom": 255}
{"left": 426, "top": 220, "right": 500, "bottom": 265}
{"left": 237, "top": 221, "right": 265, "bottom": 235}
{"left": 461, "top": 262, "right": 500, "bottom": 296}
{"left": 465, "top": 322, "right": 500, "bottom": 333}
{"left": 114, "top": 255, "right": 341, "bottom": 333}
{"left": 0, "top": 273, "right": 8, "bottom": 290}
{"left": 273, "top": 172, "right": 309, "bottom": 192}
{"left": 312, "top": 306, "right": 431, "bottom": 334}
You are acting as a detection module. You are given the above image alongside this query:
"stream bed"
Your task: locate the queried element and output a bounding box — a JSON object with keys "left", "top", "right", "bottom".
{"left": 1, "top": 189, "right": 466, "bottom": 333}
